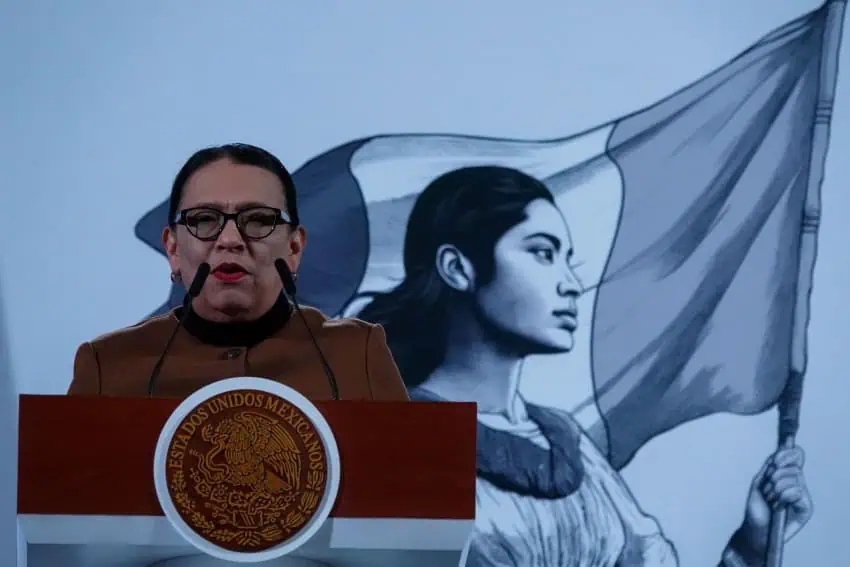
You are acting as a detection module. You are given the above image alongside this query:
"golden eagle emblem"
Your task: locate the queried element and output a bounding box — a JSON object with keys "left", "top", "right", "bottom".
{"left": 198, "top": 410, "right": 302, "bottom": 494}
{"left": 164, "top": 390, "right": 329, "bottom": 553}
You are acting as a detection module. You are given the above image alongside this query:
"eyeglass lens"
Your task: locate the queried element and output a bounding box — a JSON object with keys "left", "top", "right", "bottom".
{"left": 184, "top": 208, "right": 280, "bottom": 239}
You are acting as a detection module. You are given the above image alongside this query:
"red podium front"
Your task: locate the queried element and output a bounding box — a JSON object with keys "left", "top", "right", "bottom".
{"left": 17, "top": 395, "right": 477, "bottom": 567}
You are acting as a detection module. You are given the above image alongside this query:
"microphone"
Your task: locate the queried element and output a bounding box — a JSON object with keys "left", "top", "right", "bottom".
{"left": 274, "top": 258, "right": 340, "bottom": 400}
{"left": 147, "top": 263, "right": 211, "bottom": 396}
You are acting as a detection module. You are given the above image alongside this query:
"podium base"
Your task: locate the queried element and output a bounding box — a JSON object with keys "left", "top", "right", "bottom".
{"left": 150, "top": 556, "right": 327, "bottom": 567}
{"left": 20, "top": 514, "right": 472, "bottom": 567}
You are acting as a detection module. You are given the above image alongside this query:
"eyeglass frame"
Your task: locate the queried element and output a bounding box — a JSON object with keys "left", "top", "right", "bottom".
{"left": 172, "top": 206, "right": 295, "bottom": 241}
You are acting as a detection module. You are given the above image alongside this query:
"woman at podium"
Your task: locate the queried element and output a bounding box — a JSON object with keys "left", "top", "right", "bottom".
{"left": 355, "top": 166, "right": 812, "bottom": 567}
{"left": 67, "top": 143, "right": 409, "bottom": 402}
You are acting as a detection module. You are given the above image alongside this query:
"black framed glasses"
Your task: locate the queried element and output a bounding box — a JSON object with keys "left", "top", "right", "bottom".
{"left": 173, "top": 206, "right": 293, "bottom": 241}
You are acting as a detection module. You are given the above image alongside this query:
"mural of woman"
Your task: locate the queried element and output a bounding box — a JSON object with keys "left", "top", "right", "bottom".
{"left": 355, "top": 166, "right": 813, "bottom": 567}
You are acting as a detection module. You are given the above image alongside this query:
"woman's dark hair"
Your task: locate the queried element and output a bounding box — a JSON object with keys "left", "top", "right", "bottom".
{"left": 167, "top": 143, "right": 299, "bottom": 226}
{"left": 357, "top": 165, "right": 554, "bottom": 388}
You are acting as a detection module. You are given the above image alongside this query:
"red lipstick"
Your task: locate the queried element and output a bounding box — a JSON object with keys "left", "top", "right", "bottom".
{"left": 212, "top": 262, "right": 248, "bottom": 283}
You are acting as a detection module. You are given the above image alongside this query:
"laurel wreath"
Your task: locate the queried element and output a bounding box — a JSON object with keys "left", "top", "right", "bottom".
{"left": 169, "top": 467, "right": 326, "bottom": 548}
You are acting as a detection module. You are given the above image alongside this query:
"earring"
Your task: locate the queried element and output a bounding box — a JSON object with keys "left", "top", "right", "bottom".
{"left": 292, "top": 272, "right": 298, "bottom": 281}
{"left": 170, "top": 271, "right": 182, "bottom": 284}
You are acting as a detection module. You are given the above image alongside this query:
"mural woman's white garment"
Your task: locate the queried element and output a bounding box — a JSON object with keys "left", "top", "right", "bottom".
{"left": 469, "top": 410, "right": 677, "bottom": 567}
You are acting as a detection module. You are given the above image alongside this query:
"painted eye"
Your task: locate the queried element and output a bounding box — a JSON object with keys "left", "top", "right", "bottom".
{"left": 530, "top": 247, "right": 555, "bottom": 263}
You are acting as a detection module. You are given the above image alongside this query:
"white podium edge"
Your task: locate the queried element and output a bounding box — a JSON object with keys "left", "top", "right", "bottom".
{"left": 18, "top": 514, "right": 473, "bottom": 552}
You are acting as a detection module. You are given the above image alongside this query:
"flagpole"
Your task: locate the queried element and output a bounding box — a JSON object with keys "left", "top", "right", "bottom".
{"left": 765, "top": 1, "right": 847, "bottom": 566}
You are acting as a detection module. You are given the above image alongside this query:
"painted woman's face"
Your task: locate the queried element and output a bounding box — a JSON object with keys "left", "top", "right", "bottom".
{"left": 475, "top": 199, "right": 583, "bottom": 354}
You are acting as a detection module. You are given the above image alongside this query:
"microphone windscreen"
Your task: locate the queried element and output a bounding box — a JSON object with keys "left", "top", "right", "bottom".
{"left": 187, "top": 263, "right": 211, "bottom": 297}
{"left": 274, "top": 258, "right": 297, "bottom": 296}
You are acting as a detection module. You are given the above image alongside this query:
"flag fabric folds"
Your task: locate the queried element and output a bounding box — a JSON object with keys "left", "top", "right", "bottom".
{"left": 587, "top": 7, "right": 826, "bottom": 468}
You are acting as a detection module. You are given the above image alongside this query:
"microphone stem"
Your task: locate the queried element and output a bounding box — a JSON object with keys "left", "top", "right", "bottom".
{"left": 290, "top": 300, "right": 340, "bottom": 401}
{"left": 147, "top": 262, "right": 210, "bottom": 396}
{"left": 147, "top": 298, "right": 192, "bottom": 396}
{"left": 274, "top": 258, "right": 339, "bottom": 400}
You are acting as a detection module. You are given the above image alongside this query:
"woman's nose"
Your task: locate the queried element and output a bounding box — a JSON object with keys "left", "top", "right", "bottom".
{"left": 216, "top": 219, "right": 245, "bottom": 248}
{"left": 557, "top": 271, "right": 582, "bottom": 297}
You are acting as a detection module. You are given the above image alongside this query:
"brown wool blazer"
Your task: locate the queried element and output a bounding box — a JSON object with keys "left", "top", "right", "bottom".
{"left": 67, "top": 305, "right": 410, "bottom": 401}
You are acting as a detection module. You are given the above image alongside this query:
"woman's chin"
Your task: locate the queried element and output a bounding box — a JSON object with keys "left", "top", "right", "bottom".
{"left": 197, "top": 292, "right": 256, "bottom": 319}
{"left": 207, "top": 288, "right": 252, "bottom": 307}
{"left": 535, "top": 329, "right": 575, "bottom": 354}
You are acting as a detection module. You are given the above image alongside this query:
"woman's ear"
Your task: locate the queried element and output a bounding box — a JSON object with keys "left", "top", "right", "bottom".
{"left": 286, "top": 225, "right": 307, "bottom": 270}
{"left": 162, "top": 226, "right": 180, "bottom": 273}
{"left": 436, "top": 244, "right": 476, "bottom": 292}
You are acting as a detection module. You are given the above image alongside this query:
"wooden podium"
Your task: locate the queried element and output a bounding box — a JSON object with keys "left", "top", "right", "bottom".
{"left": 17, "top": 394, "right": 477, "bottom": 567}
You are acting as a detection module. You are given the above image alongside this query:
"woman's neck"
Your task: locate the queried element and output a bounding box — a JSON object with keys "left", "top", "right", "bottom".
{"left": 180, "top": 294, "right": 292, "bottom": 347}
{"left": 192, "top": 293, "right": 279, "bottom": 323}
{"left": 420, "top": 306, "right": 525, "bottom": 422}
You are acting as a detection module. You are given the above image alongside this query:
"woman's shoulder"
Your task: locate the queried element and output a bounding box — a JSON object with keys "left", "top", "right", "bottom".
{"left": 525, "top": 402, "right": 584, "bottom": 437}
{"left": 70, "top": 312, "right": 183, "bottom": 396}
{"left": 295, "top": 305, "right": 385, "bottom": 344}
{"left": 83, "top": 310, "right": 180, "bottom": 354}
{"left": 293, "top": 306, "right": 407, "bottom": 401}
{"left": 528, "top": 403, "right": 611, "bottom": 458}
{"left": 308, "top": 307, "right": 379, "bottom": 330}
{"left": 292, "top": 305, "right": 391, "bottom": 355}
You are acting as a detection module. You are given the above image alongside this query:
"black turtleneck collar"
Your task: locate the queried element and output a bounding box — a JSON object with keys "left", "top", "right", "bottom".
{"left": 175, "top": 294, "right": 293, "bottom": 347}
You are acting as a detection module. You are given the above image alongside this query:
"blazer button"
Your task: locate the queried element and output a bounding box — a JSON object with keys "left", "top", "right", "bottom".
{"left": 221, "top": 348, "right": 242, "bottom": 360}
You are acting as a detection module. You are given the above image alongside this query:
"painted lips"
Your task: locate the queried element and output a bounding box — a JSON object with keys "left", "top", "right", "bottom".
{"left": 212, "top": 262, "right": 248, "bottom": 283}
{"left": 213, "top": 271, "right": 246, "bottom": 282}
{"left": 553, "top": 309, "right": 578, "bottom": 331}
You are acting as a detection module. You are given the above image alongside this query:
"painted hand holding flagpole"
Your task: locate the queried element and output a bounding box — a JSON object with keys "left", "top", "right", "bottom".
{"left": 724, "top": 443, "right": 813, "bottom": 565}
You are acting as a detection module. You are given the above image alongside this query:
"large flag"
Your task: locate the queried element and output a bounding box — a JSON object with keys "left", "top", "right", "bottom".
{"left": 135, "top": 3, "right": 843, "bottom": 468}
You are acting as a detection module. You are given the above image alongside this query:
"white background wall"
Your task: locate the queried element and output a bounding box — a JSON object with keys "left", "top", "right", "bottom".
{"left": 2, "top": 0, "right": 848, "bottom": 565}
